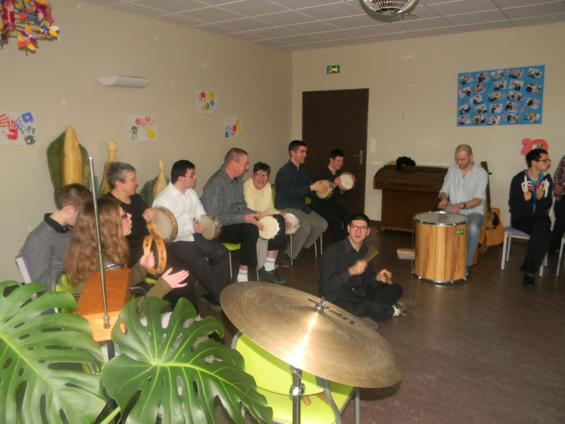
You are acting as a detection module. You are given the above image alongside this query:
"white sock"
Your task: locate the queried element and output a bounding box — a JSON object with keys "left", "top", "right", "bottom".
{"left": 392, "top": 306, "right": 401, "bottom": 317}
{"left": 264, "top": 257, "right": 276, "bottom": 272}
{"left": 237, "top": 269, "right": 248, "bottom": 282}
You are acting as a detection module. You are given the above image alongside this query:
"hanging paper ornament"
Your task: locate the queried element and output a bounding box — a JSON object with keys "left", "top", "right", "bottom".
{"left": 520, "top": 138, "right": 549, "bottom": 156}
{"left": 0, "top": 0, "right": 59, "bottom": 53}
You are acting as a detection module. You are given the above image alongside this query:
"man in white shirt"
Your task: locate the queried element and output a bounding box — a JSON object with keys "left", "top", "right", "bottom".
{"left": 153, "top": 160, "right": 230, "bottom": 305}
{"left": 438, "top": 144, "right": 488, "bottom": 266}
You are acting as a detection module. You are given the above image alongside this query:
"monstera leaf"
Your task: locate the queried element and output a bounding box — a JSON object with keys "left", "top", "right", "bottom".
{"left": 102, "top": 297, "right": 273, "bottom": 424}
{"left": 0, "top": 281, "right": 106, "bottom": 424}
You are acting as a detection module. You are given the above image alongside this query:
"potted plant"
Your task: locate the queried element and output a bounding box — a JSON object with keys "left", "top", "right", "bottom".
{"left": 0, "top": 280, "right": 272, "bottom": 423}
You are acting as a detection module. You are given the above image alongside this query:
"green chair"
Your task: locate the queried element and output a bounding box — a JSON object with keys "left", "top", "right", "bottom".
{"left": 232, "top": 333, "right": 360, "bottom": 424}
{"left": 223, "top": 242, "right": 259, "bottom": 281}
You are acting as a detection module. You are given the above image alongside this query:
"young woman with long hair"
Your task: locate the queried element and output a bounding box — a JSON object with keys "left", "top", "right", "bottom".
{"left": 65, "top": 197, "right": 188, "bottom": 297}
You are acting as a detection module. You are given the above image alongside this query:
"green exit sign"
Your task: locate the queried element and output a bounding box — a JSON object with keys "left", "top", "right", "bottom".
{"left": 326, "top": 64, "right": 340, "bottom": 74}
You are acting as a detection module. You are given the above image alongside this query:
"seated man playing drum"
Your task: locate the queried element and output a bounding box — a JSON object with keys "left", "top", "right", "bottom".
{"left": 19, "top": 183, "right": 91, "bottom": 290}
{"left": 311, "top": 148, "right": 351, "bottom": 241}
{"left": 243, "top": 161, "right": 288, "bottom": 285}
{"left": 274, "top": 140, "right": 328, "bottom": 263}
{"left": 437, "top": 144, "right": 488, "bottom": 267}
{"left": 153, "top": 160, "right": 230, "bottom": 305}
{"left": 201, "top": 148, "right": 263, "bottom": 283}
{"left": 320, "top": 213, "right": 404, "bottom": 322}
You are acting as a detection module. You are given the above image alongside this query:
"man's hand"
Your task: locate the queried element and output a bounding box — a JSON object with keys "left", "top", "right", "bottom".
{"left": 447, "top": 203, "right": 463, "bottom": 214}
{"left": 438, "top": 199, "right": 449, "bottom": 209}
{"left": 143, "top": 208, "right": 157, "bottom": 223}
{"left": 348, "top": 260, "right": 368, "bottom": 276}
{"left": 193, "top": 220, "right": 205, "bottom": 234}
{"left": 377, "top": 269, "right": 393, "bottom": 284}
{"left": 244, "top": 213, "right": 264, "bottom": 230}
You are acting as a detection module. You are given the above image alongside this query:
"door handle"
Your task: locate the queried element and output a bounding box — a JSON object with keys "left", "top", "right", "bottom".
{"left": 352, "top": 150, "right": 364, "bottom": 166}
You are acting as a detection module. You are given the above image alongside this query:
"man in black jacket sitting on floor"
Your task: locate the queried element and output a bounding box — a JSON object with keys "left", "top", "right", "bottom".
{"left": 320, "top": 213, "right": 404, "bottom": 322}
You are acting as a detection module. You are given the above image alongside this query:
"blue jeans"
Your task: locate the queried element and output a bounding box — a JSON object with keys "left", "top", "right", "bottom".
{"left": 466, "top": 213, "right": 484, "bottom": 265}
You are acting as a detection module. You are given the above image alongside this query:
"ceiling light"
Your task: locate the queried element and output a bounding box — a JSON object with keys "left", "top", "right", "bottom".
{"left": 359, "top": 0, "right": 420, "bottom": 20}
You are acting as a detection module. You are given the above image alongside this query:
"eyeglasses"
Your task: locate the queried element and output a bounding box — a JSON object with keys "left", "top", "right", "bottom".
{"left": 348, "top": 224, "right": 369, "bottom": 231}
{"left": 539, "top": 159, "right": 551, "bottom": 163}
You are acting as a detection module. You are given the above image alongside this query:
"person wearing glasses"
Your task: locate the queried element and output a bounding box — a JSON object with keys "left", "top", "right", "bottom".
{"left": 509, "top": 148, "right": 553, "bottom": 287}
{"left": 437, "top": 144, "right": 488, "bottom": 267}
{"left": 319, "top": 213, "right": 404, "bottom": 323}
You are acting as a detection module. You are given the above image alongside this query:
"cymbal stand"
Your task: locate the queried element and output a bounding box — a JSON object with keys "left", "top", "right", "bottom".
{"left": 290, "top": 367, "right": 305, "bottom": 424}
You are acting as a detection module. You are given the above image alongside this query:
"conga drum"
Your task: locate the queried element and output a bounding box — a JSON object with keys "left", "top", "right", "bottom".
{"left": 413, "top": 211, "right": 468, "bottom": 283}
{"left": 337, "top": 172, "right": 356, "bottom": 191}
{"left": 314, "top": 179, "right": 334, "bottom": 199}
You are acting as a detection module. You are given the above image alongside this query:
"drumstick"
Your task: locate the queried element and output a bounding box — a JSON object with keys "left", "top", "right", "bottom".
{"left": 363, "top": 246, "right": 379, "bottom": 263}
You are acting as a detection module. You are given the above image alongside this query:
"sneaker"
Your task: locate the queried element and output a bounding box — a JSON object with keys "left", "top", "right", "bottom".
{"left": 394, "top": 298, "right": 411, "bottom": 316}
{"left": 258, "top": 267, "right": 288, "bottom": 285}
{"left": 277, "top": 254, "right": 291, "bottom": 269}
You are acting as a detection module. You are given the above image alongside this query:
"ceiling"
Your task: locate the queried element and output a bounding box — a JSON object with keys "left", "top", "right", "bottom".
{"left": 85, "top": 0, "right": 565, "bottom": 50}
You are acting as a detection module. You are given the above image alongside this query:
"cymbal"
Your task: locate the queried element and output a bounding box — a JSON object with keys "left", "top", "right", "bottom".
{"left": 220, "top": 282, "right": 402, "bottom": 388}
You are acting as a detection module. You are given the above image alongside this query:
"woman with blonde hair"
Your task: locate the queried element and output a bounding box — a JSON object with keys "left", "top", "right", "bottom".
{"left": 65, "top": 197, "right": 188, "bottom": 298}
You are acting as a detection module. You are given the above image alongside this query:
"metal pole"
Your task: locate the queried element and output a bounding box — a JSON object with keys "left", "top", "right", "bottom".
{"left": 89, "top": 157, "right": 110, "bottom": 328}
{"left": 290, "top": 367, "right": 304, "bottom": 424}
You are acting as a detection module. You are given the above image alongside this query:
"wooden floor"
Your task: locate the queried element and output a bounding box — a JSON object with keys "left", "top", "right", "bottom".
{"left": 205, "top": 226, "right": 565, "bottom": 424}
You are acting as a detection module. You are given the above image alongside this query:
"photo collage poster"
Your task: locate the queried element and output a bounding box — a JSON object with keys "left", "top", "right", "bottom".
{"left": 457, "top": 65, "right": 544, "bottom": 127}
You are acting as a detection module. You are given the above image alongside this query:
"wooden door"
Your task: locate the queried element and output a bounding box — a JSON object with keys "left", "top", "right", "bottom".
{"left": 302, "top": 89, "right": 369, "bottom": 214}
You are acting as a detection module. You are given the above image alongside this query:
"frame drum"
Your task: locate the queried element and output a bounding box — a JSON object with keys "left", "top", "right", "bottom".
{"left": 199, "top": 216, "right": 222, "bottom": 240}
{"left": 413, "top": 211, "right": 468, "bottom": 283}
{"left": 338, "top": 172, "right": 356, "bottom": 191}
{"left": 315, "top": 179, "right": 334, "bottom": 199}
{"left": 282, "top": 212, "right": 300, "bottom": 235}
{"left": 148, "top": 207, "right": 178, "bottom": 242}
{"left": 258, "top": 216, "right": 279, "bottom": 240}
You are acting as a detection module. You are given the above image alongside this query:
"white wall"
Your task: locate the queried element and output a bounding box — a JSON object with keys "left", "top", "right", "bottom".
{"left": 0, "top": 0, "right": 291, "bottom": 278}
{"left": 291, "top": 23, "right": 565, "bottom": 222}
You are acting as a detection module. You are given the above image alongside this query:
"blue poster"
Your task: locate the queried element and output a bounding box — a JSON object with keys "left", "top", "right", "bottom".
{"left": 457, "top": 65, "right": 544, "bottom": 127}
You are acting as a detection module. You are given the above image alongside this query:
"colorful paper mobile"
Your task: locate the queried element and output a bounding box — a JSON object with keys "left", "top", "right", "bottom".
{"left": 0, "top": 0, "right": 59, "bottom": 53}
{"left": 520, "top": 138, "right": 549, "bottom": 156}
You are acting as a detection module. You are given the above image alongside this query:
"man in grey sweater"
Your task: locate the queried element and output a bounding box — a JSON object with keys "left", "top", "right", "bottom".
{"left": 19, "top": 184, "right": 91, "bottom": 290}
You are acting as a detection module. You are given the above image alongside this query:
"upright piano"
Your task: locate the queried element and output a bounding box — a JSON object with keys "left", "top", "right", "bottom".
{"left": 374, "top": 164, "right": 447, "bottom": 232}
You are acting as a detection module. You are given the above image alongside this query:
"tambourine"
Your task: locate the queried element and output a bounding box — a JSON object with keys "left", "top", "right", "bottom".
{"left": 147, "top": 207, "right": 178, "bottom": 242}
{"left": 338, "top": 172, "right": 356, "bottom": 191}
{"left": 142, "top": 234, "right": 167, "bottom": 275}
{"left": 258, "top": 216, "right": 279, "bottom": 240}
{"left": 314, "top": 179, "right": 334, "bottom": 199}
{"left": 283, "top": 212, "right": 300, "bottom": 235}
{"left": 199, "top": 215, "right": 222, "bottom": 240}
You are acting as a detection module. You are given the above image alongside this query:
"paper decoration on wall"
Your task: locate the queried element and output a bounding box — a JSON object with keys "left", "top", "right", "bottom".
{"left": 521, "top": 138, "right": 549, "bottom": 156}
{"left": 0, "top": 0, "right": 59, "bottom": 53}
{"left": 457, "top": 65, "right": 544, "bottom": 127}
{"left": 224, "top": 116, "right": 241, "bottom": 139}
{"left": 0, "top": 112, "right": 36, "bottom": 145}
{"left": 128, "top": 114, "right": 157, "bottom": 142}
{"left": 197, "top": 90, "right": 218, "bottom": 114}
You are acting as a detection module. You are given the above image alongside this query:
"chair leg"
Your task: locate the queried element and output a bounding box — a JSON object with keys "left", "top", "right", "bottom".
{"left": 320, "top": 234, "right": 323, "bottom": 255}
{"left": 506, "top": 237, "right": 512, "bottom": 262}
{"left": 557, "top": 238, "right": 565, "bottom": 277}
{"left": 290, "top": 234, "right": 294, "bottom": 267}
{"left": 314, "top": 239, "right": 318, "bottom": 258}
{"left": 228, "top": 251, "right": 233, "bottom": 280}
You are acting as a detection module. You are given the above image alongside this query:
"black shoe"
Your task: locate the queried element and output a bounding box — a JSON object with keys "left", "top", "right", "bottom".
{"left": 523, "top": 273, "right": 535, "bottom": 288}
{"left": 277, "top": 254, "right": 291, "bottom": 269}
{"left": 258, "top": 267, "right": 287, "bottom": 285}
